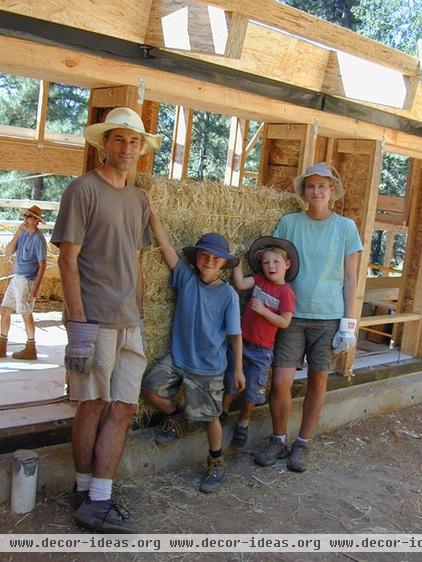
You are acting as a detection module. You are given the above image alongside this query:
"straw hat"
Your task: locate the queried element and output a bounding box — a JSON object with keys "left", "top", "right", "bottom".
{"left": 247, "top": 236, "right": 299, "bottom": 282}
{"left": 84, "top": 107, "right": 162, "bottom": 155}
{"left": 183, "top": 233, "right": 239, "bottom": 269}
{"left": 293, "top": 162, "right": 344, "bottom": 201}
{"left": 22, "top": 205, "right": 45, "bottom": 224}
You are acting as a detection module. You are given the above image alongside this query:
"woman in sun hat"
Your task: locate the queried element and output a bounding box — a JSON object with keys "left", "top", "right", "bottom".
{"left": 254, "top": 162, "right": 363, "bottom": 473}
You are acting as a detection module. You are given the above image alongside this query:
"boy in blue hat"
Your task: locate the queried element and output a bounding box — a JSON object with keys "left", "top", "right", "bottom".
{"left": 142, "top": 200, "right": 245, "bottom": 493}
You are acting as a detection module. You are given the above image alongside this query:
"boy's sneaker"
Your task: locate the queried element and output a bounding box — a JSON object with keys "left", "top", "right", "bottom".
{"left": 231, "top": 423, "right": 248, "bottom": 449}
{"left": 74, "top": 499, "right": 136, "bottom": 533}
{"left": 199, "top": 456, "right": 226, "bottom": 493}
{"left": 70, "top": 484, "right": 89, "bottom": 511}
{"left": 155, "top": 414, "right": 185, "bottom": 445}
{"left": 286, "top": 439, "right": 309, "bottom": 473}
{"left": 254, "top": 436, "right": 288, "bottom": 466}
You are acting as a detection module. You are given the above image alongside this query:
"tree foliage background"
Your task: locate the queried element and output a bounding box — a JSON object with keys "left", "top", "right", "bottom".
{"left": 0, "top": 0, "right": 420, "bottom": 266}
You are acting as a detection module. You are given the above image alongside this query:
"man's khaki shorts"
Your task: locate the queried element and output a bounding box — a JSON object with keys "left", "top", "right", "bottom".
{"left": 1, "top": 275, "right": 35, "bottom": 315}
{"left": 68, "top": 326, "right": 146, "bottom": 405}
{"left": 142, "top": 353, "right": 224, "bottom": 421}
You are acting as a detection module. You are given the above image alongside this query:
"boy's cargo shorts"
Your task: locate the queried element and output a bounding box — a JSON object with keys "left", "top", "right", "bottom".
{"left": 142, "top": 353, "right": 224, "bottom": 421}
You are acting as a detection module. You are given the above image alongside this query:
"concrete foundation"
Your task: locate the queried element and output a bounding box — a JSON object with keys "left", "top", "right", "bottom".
{"left": 0, "top": 370, "right": 421, "bottom": 506}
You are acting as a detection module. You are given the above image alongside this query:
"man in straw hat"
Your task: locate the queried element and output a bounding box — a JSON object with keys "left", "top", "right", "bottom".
{"left": 254, "top": 162, "right": 362, "bottom": 473}
{"left": 0, "top": 205, "right": 47, "bottom": 360}
{"left": 52, "top": 107, "right": 161, "bottom": 533}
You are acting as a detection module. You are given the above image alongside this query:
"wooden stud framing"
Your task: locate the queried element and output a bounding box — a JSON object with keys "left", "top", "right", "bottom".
{"left": 169, "top": 106, "right": 193, "bottom": 180}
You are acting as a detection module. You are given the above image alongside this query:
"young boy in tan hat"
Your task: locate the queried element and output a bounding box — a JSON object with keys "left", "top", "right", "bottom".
{"left": 142, "top": 199, "right": 245, "bottom": 493}
{"left": 222, "top": 236, "right": 297, "bottom": 448}
{"left": 0, "top": 205, "right": 47, "bottom": 360}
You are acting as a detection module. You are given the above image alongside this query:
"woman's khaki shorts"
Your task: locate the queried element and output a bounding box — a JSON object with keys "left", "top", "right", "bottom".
{"left": 142, "top": 353, "right": 224, "bottom": 422}
{"left": 273, "top": 318, "right": 339, "bottom": 372}
{"left": 1, "top": 275, "right": 35, "bottom": 315}
{"left": 68, "top": 326, "right": 146, "bottom": 405}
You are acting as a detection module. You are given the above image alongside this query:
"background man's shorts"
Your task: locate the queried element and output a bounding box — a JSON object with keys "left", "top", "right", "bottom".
{"left": 142, "top": 353, "right": 224, "bottom": 422}
{"left": 1, "top": 275, "right": 35, "bottom": 314}
{"left": 224, "top": 340, "right": 273, "bottom": 404}
{"left": 68, "top": 326, "right": 146, "bottom": 405}
{"left": 273, "top": 318, "right": 339, "bottom": 372}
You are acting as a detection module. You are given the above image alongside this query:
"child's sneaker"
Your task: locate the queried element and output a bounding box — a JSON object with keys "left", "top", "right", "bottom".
{"left": 231, "top": 423, "right": 248, "bottom": 448}
{"left": 286, "top": 439, "right": 309, "bottom": 472}
{"left": 70, "top": 484, "right": 89, "bottom": 511}
{"left": 199, "top": 456, "right": 226, "bottom": 493}
{"left": 155, "top": 414, "right": 185, "bottom": 445}
{"left": 254, "top": 436, "right": 288, "bottom": 466}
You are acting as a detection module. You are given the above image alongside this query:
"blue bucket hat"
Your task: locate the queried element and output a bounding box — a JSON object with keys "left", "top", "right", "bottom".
{"left": 183, "top": 233, "right": 239, "bottom": 269}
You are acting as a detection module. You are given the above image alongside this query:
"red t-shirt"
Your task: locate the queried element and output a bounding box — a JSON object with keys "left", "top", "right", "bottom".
{"left": 241, "top": 273, "right": 296, "bottom": 349}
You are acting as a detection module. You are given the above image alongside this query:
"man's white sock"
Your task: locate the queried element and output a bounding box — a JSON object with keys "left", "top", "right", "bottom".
{"left": 273, "top": 434, "right": 287, "bottom": 444}
{"left": 89, "top": 477, "right": 113, "bottom": 501}
{"left": 75, "top": 472, "right": 92, "bottom": 492}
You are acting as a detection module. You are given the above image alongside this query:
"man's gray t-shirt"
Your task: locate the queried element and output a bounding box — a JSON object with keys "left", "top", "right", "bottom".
{"left": 51, "top": 170, "right": 151, "bottom": 328}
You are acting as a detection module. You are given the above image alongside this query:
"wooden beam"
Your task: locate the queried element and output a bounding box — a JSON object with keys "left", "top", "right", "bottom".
{"left": 245, "top": 123, "right": 263, "bottom": 157}
{"left": 197, "top": 0, "right": 419, "bottom": 77}
{"left": 0, "top": 136, "right": 83, "bottom": 175}
{"left": 0, "top": 0, "right": 152, "bottom": 44}
{"left": 1, "top": 36, "right": 422, "bottom": 157}
{"left": 169, "top": 106, "right": 193, "bottom": 180}
{"left": 0, "top": 198, "right": 59, "bottom": 211}
{"left": 359, "top": 312, "right": 422, "bottom": 327}
{"left": 224, "top": 12, "right": 248, "bottom": 58}
{"left": 297, "top": 124, "right": 316, "bottom": 174}
{"left": 377, "top": 195, "right": 405, "bottom": 214}
{"left": 337, "top": 139, "right": 376, "bottom": 155}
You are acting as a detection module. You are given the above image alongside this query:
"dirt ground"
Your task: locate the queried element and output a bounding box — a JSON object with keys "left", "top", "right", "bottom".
{"left": 0, "top": 403, "right": 421, "bottom": 562}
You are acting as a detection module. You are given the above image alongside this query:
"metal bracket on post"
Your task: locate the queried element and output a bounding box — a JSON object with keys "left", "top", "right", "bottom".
{"left": 137, "top": 78, "right": 145, "bottom": 105}
{"left": 312, "top": 117, "right": 319, "bottom": 140}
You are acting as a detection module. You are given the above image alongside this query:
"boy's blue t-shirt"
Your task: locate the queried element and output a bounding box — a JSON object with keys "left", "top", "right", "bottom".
{"left": 171, "top": 260, "right": 241, "bottom": 376}
{"left": 273, "top": 212, "right": 362, "bottom": 319}
{"left": 14, "top": 229, "right": 47, "bottom": 280}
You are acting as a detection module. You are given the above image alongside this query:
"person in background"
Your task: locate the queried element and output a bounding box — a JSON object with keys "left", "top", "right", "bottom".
{"left": 0, "top": 205, "right": 47, "bottom": 360}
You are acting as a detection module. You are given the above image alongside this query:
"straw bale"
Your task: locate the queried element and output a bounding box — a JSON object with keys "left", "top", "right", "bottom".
{"left": 137, "top": 174, "right": 304, "bottom": 365}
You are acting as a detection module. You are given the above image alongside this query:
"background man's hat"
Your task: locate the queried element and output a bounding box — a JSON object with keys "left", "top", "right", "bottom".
{"left": 84, "top": 107, "right": 162, "bottom": 155}
{"left": 22, "top": 205, "right": 45, "bottom": 224}
{"left": 183, "top": 233, "right": 239, "bottom": 269}
{"left": 293, "top": 162, "right": 344, "bottom": 201}
{"left": 247, "top": 236, "right": 299, "bottom": 282}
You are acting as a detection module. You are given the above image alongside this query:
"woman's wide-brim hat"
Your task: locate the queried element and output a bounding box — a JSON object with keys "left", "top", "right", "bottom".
{"left": 22, "top": 205, "right": 45, "bottom": 224}
{"left": 247, "top": 236, "right": 299, "bottom": 282}
{"left": 293, "top": 162, "right": 344, "bottom": 201}
{"left": 84, "top": 107, "right": 162, "bottom": 155}
{"left": 183, "top": 232, "right": 239, "bottom": 269}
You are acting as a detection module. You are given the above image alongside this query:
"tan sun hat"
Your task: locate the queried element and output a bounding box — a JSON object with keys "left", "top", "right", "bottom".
{"left": 22, "top": 205, "right": 45, "bottom": 224}
{"left": 84, "top": 107, "right": 162, "bottom": 155}
{"left": 293, "top": 162, "right": 344, "bottom": 201}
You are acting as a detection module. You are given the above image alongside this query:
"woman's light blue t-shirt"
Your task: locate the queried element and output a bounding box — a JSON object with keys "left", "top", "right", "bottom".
{"left": 171, "top": 260, "right": 241, "bottom": 376}
{"left": 273, "top": 212, "right": 362, "bottom": 319}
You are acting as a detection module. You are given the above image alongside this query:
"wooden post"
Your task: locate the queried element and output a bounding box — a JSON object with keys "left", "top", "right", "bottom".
{"left": 35, "top": 80, "right": 50, "bottom": 143}
{"left": 398, "top": 159, "right": 422, "bottom": 356}
{"left": 169, "top": 106, "right": 193, "bottom": 180}
{"left": 335, "top": 140, "right": 384, "bottom": 376}
{"left": 224, "top": 117, "right": 248, "bottom": 187}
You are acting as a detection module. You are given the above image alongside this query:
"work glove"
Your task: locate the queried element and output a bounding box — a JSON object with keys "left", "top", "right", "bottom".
{"left": 332, "top": 318, "right": 357, "bottom": 357}
{"left": 65, "top": 321, "right": 99, "bottom": 375}
{"left": 140, "top": 317, "right": 147, "bottom": 351}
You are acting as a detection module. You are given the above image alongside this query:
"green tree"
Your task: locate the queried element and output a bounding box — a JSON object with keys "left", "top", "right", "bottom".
{"left": 279, "top": 0, "right": 360, "bottom": 29}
